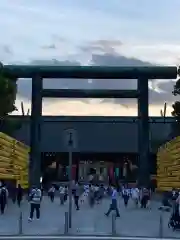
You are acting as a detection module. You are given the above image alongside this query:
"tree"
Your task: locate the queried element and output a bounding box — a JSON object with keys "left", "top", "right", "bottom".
{"left": 171, "top": 68, "right": 180, "bottom": 137}
{"left": 0, "top": 63, "right": 20, "bottom": 134}
{"left": 0, "top": 69, "right": 17, "bottom": 115}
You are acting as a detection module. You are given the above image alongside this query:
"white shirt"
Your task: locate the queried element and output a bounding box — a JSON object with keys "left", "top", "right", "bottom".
{"left": 59, "top": 187, "right": 65, "bottom": 194}
{"left": 122, "top": 188, "right": 130, "bottom": 196}
{"left": 94, "top": 186, "right": 99, "bottom": 192}
{"left": 131, "top": 188, "right": 139, "bottom": 199}
{"left": 111, "top": 189, "right": 117, "bottom": 200}
{"left": 84, "top": 185, "right": 89, "bottom": 193}
{"left": 49, "top": 187, "right": 55, "bottom": 193}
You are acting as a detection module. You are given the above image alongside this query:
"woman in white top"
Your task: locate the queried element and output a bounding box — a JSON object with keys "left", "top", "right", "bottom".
{"left": 131, "top": 187, "right": 139, "bottom": 207}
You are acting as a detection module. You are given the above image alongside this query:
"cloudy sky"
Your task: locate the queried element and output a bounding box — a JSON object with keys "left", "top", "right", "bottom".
{"left": 0, "top": 0, "right": 180, "bottom": 116}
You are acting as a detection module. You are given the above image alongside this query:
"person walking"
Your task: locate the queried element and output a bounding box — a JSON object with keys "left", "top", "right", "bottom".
{"left": 28, "top": 186, "right": 42, "bottom": 222}
{"left": 88, "top": 184, "right": 95, "bottom": 207}
{"left": 64, "top": 186, "right": 68, "bottom": 203}
{"left": 122, "top": 185, "right": 130, "bottom": 208}
{"left": 131, "top": 186, "right": 139, "bottom": 208}
{"left": 59, "top": 186, "right": 65, "bottom": 205}
{"left": 16, "top": 184, "right": 23, "bottom": 207}
{"left": 48, "top": 185, "right": 55, "bottom": 202}
{"left": 105, "top": 185, "right": 120, "bottom": 217}
{"left": 74, "top": 183, "right": 80, "bottom": 210}
{"left": 141, "top": 187, "right": 149, "bottom": 209}
{"left": 0, "top": 185, "right": 8, "bottom": 214}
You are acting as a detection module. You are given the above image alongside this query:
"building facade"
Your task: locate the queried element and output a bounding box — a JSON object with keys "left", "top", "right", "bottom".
{"left": 12, "top": 116, "right": 174, "bottom": 153}
{"left": 11, "top": 116, "right": 175, "bottom": 183}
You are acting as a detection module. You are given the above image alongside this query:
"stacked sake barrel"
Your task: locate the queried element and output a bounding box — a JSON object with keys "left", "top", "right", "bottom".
{"left": 0, "top": 132, "right": 29, "bottom": 189}
{"left": 157, "top": 136, "right": 180, "bottom": 191}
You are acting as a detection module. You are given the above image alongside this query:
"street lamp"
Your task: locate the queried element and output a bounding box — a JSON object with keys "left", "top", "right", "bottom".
{"left": 68, "top": 132, "right": 73, "bottom": 229}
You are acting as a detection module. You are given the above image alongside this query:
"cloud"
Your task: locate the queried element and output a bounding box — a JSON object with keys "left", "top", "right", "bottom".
{"left": 0, "top": 45, "right": 13, "bottom": 62}
{"left": 1, "top": 0, "right": 179, "bottom": 116}
{"left": 90, "top": 53, "right": 177, "bottom": 105}
{"left": 79, "top": 40, "right": 123, "bottom": 55}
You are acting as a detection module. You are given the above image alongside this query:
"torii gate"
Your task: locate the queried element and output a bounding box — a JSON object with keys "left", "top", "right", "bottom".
{"left": 2, "top": 65, "right": 178, "bottom": 187}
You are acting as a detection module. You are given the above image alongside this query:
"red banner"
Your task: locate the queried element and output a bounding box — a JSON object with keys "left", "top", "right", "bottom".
{"left": 109, "top": 166, "right": 114, "bottom": 180}
{"left": 72, "top": 165, "right": 76, "bottom": 180}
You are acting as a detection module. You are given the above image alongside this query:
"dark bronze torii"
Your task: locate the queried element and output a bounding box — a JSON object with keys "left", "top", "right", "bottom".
{"left": 1, "top": 64, "right": 178, "bottom": 187}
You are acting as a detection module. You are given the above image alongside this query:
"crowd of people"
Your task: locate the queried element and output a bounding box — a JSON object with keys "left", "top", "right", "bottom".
{"left": 0, "top": 181, "right": 157, "bottom": 225}
{"left": 46, "top": 183, "right": 152, "bottom": 218}
{"left": 2, "top": 179, "right": 180, "bottom": 234}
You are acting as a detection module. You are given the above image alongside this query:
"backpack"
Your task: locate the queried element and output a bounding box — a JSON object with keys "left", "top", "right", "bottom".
{"left": 29, "top": 189, "right": 37, "bottom": 201}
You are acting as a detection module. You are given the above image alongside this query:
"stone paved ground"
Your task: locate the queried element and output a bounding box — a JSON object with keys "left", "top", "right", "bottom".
{"left": 0, "top": 195, "right": 180, "bottom": 238}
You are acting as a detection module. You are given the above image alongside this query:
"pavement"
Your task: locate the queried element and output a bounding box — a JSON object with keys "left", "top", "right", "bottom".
{"left": 0, "top": 237, "right": 175, "bottom": 240}
{"left": 0, "top": 196, "right": 179, "bottom": 238}
{"left": 0, "top": 237, "right": 176, "bottom": 240}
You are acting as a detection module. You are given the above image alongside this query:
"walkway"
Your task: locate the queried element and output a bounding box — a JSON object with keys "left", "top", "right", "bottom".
{"left": 0, "top": 196, "right": 178, "bottom": 238}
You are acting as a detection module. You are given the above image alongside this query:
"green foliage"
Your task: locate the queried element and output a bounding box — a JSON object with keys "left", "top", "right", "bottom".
{"left": 0, "top": 117, "right": 22, "bottom": 135}
{"left": 0, "top": 70, "right": 17, "bottom": 115}
{"left": 172, "top": 74, "right": 180, "bottom": 119}
{"left": 0, "top": 65, "right": 20, "bottom": 134}
{"left": 172, "top": 101, "right": 180, "bottom": 118}
{"left": 172, "top": 72, "right": 180, "bottom": 137}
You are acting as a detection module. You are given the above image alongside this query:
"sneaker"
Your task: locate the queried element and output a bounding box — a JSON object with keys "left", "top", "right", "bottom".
{"left": 28, "top": 218, "right": 32, "bottom": 222}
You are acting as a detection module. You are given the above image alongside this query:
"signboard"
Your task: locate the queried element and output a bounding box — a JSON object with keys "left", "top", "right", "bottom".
{"left": 63, "top": 128, "right": 78, "bottom": 149}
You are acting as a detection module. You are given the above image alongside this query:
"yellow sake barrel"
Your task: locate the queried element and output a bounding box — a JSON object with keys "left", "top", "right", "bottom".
{"left": 0, "top": 168, "right": 14, "bottom": 174}
{"left": 0, "top": 144, "right": 14, "bottom": 154}
{"left": 15, "top": 141, "right": 30, "bottom": 152}
{"left": 0, "top": 156, "right": 13, "bottom": 163}
{"left": 0, "top": 150, "right": 13, "bottom": 158}
{"left": 0, "top": 138, "right": 14, "bottom": 148}
{"left": 13, "top": 155, "right": 28, "bottom": 163}
{"left": 13, "top": 150, "right": 28, "bottom": 159}
{"left": 168, "top": 166, "right": 180, "bottom": 172}
{"left": 0, "top": 173, "right": 17, "bottom": 180}
{"left": 14, "top": 147, "right": 29, "bottom": 157}
{"left": 0, "top": 132, "right": 15, "bottom": 142}
{"left": 158, "top": 182, "right": 180, "bottom": 187}
{"left": 14, "top": 159, "right": 28, "bottom": 166}
{"left": 0, "top": 162, "right": 13, "bottom": 168}
{"left": 157, "top": 186, "right": 172, "bottom": 191}
{"left": 170, "top": 155, "right": 180, "bottom": 160}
